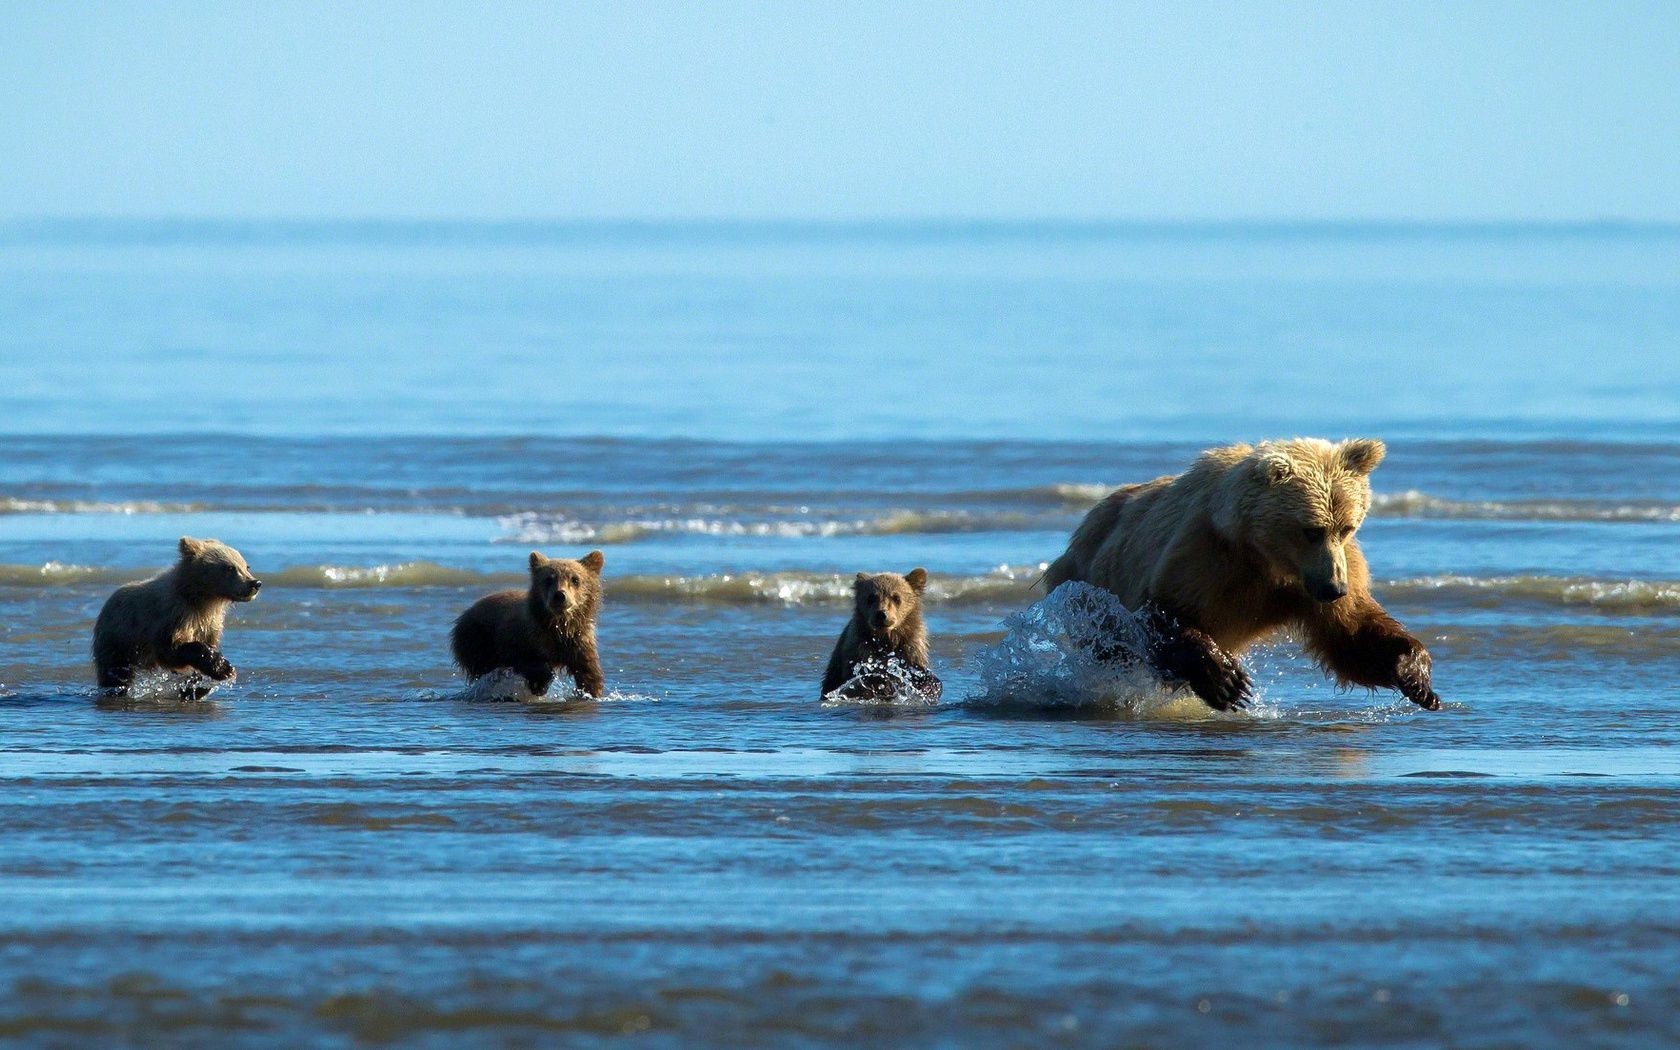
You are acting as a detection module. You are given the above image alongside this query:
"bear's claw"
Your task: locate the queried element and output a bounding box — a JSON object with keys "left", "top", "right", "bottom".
{"left": 1395, "top": 647, "right": 1440, "bottom": 711}
{"left": 1198, "top": 657, "right": 1253, "bottom": 711}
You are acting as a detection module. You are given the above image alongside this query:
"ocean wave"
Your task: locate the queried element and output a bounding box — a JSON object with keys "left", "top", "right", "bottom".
{"left": 1370, "top": 491, "right": 1680, "bottom": 522}
{"left": 2, "top": 561, "right": 1674, "bottom": 612}
{"left": 1040, "top": 484, "right": 1680, "bottom": 522}
{"left": 497, "top": 509, "right": 1043, "bottom": 544}
{"left": 7, "top": 484, "right": 1675, "bottom": 527}
{"left": 1378, "top": 575, "right": 1680, "bottom": 611}
{"left": 0, "top": 497, "right": 208, "bottom": 515}
{"left": 0, "top": 560, "right": 1046, "bottom": 604}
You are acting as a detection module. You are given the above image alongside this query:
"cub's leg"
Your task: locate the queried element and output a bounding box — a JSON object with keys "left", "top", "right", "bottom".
{"left": 171, "top": 641, "right": 235, "bottom": 681}
{"left": 513, "top": 661, "right": 556, "bottom": 697}
{"left": 94, "top": 647, "right": 135, "bottom": 694}
{"left": 567, "top": 649, "right": 605, "bottom": 698}
{"left": 177, "top": 675, "right": 216, "bottom": 702}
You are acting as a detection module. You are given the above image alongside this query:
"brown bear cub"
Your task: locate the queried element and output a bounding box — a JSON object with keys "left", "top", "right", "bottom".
{"left": 821, "top": 568, "right": 941, "bottom": 701}
{"left": 451, "top": 550, "right": 606, "bottom": 697}
{"left": 1044, "top": 438, "right": 1442, "bottom": 712}
{"left": 92, "top": 536, "right": 263, "bottom": 700}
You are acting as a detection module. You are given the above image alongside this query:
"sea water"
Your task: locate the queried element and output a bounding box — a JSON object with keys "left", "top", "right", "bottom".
{"left": 0, "top": 222, "right": 1677, "bottom": 1045}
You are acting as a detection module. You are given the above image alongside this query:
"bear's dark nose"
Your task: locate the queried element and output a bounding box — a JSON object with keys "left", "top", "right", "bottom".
{"left": 1314, "top": 581, "right": 1347, "bottom": 602}
{"left": 249, "top": 580, "right": 262, "bottom": 593}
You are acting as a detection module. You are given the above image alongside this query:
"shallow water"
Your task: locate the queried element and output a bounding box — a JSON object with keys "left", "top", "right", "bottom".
{"left": 1, "top": 223, "right": 1678, "bottom": 1046}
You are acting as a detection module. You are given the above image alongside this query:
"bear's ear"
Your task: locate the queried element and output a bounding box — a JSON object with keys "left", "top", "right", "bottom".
{"left": 1255, "top": 448, "right": 1295, "bottom": 485}
{"left": 1338, "top": 438, "right": 1386, "bottom": 475}
{"left": 579, "top": 550, "right": 605, "bottom": 574}
{"left": 905, "top": 567, "right": 928, "bottom": 593}
{"left": 854, "top": 572, "right": 870, "bottom": 589}
{"left": 528, "top": 551, "right": 547, "bottom": 572}
{"left": 178, "top": 536, "right": 203, "bottom": 558}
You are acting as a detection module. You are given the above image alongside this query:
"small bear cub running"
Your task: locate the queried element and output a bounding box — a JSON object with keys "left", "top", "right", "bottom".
{"left": 821, "top": 568, "right": 941, "bottom": 701}
{"left": 93, "top": 536, "right": 263, "bottom": 700}
{"left": 451, "top": 550, "right": 607, "bottom": 698}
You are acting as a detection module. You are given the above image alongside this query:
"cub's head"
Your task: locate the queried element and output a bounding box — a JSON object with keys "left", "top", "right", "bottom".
{"left": 528, "top": 549, "right": 604, "bottom": 621}
{"left": 176, "top": 536, "right": 262, "bottom": 602}
{"left": 853, "top": 567, "right": 928, "bottom": 637}
{"left": 1217, "top": 438, "right": 1385, "bottom": 604}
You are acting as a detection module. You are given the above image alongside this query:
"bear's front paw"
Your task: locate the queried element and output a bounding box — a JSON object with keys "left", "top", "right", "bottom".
{"left": 1395, "top": 645, "right": 1439, "bottom": 710}
{"left": 1192, "top": 651, "right": 1253, "bottom": 711}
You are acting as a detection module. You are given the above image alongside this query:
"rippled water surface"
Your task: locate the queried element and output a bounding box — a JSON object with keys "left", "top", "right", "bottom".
{"left": 1, "top": 224, "right": 1678, "bottom": 1046}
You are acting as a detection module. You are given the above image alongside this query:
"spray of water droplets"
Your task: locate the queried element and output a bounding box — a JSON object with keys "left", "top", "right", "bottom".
{"left": 821, "top": 655, "right": 943, "bottom": 708}
{"left": 967, "top": 581, "right": 1249, "bottom": 718}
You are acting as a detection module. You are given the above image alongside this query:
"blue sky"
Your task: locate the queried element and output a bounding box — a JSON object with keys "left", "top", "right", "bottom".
{"left": 3, "top": 1, "right": 1677, "bottom": 222}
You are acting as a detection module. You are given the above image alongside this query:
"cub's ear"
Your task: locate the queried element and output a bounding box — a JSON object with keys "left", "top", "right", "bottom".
{"left": 854, "top": 572, "right": 870, "bottom": 589}
{"left": 1339, "top": 438, "right": 1386, "bottom": 475}
{"left": 528, "top": 551, "right": 547, "bottom": 572}
{"left": 904, "top": 567, "right": 928, "bottom": 593}
{"left": 178, "top": 536, "right": 203, "bottom": 558}
{"left": 580, "top": 550, "right": 605, "bottom": 574}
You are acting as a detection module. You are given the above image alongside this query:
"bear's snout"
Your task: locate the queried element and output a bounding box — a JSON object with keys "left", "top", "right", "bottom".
{"left": 1312, "top": 580, "right": 1348, "bottom": 603}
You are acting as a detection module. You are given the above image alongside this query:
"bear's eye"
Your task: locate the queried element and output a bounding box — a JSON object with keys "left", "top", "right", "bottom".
{"left": 1339, "top": 525, "right": 1355, "bottom": 540}
{"left": 889, "top": 594, "right": 900, "bottom": 606}
{"left": 1301, "top": 527, "right": 1326, "bottom": 544}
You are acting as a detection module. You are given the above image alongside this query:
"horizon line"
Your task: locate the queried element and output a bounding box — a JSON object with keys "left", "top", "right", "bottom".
{"left": 3, "top": 215, "right": 1679, "bottom": 233}
{"left": 4, "top": 215, "right": 1679, "bottom": 247}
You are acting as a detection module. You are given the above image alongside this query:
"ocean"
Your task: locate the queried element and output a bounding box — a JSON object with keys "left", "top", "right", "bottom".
{"left": 1, "top": 221, "right": 1677, "bottom": 1046}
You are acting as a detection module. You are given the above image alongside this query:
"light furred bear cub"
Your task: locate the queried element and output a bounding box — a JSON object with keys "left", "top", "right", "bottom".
{"left": 821, "top": 568, "right": 942, "bottom": 701}
{"left": 1043, "top": 438, "right": 1442, "bottom": 712}
{"left": 93, "top": 536, "right": 263, "bottom": 700}
{"left": 451, "top": 550, "right": 606, "bottom": 697}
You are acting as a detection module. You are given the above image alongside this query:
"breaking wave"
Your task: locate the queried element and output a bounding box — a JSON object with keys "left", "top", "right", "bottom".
{"left": 5, "top": 485, "right": 1675, "bottom": 528}
{"left": 497, "top": 509, "right": 1044, "bottom": 544}
{"left": 1038, "top": 484, "right": 1680, "bottom": 523}
{"left": 2, "top": 561, "right": 1675, "bottom": 613}
{"left": 0, "top": 497, "right": 208, "bottom": 514}
{"left": 1379, "top": 575, "right": 1680, "bottom": 612}
{"left": 1369, "top": 491, "right": 1680, "bottom": 522}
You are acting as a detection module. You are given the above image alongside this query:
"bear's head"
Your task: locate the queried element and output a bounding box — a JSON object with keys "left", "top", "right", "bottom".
{"left": 1214, "top": 439, "right": 1385, "bottom": 604}
{"left": 176, "top": 536, "right": 262, "bottom": 602}
{"left": 528, "top": 549, "right": 604, "bottom": 623}
{"left": 853, "top": 568, "right": 928, "bottom": 638}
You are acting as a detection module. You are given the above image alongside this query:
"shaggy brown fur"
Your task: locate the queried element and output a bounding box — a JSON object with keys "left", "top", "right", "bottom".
{"left": 821, "top": 568, "right": 941, "bottom": 700}
{"left": 451, "top": 550, "right": 606, "bottom": 697}
{"left": 92, "top": 536, "right": 262, "bottom": 699}
{"left": 1044, "top": 438, "right": 1441, "bottom": 712}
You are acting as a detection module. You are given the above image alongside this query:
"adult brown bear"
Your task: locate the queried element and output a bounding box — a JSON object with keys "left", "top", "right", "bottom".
{"left": 1044, "top": 438, "right": 1441, "bottom": 712}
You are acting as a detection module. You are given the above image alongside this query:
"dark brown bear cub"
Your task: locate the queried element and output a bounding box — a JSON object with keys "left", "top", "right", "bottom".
{"left": 821, "top": 568, "right": 941, "bottom": 701}
{"left": 451, "top": 550, "right": 606, "bottom": 697}
{"left": 92, "top": 536, "right": 263, "bottom": 700}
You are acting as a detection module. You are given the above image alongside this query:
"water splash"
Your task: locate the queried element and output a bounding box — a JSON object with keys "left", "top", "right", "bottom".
{"left": 106, "top": 668, "right": 222, "bottom": 705}
{"left": 968, "top": 581, "right": 1237, "bottom": 718}
{"left": 455, "top": 670, "right": 655, "bottom": 704}
{"left": 821, "top": 655, "right": 942, "bottom": 708}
